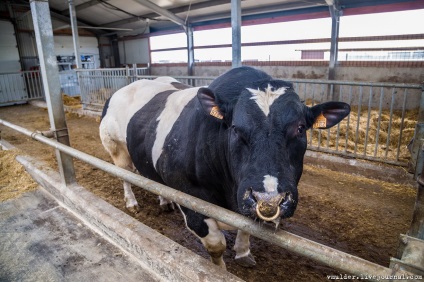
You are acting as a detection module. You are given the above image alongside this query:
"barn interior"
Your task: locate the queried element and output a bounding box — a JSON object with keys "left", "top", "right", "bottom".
{"left": 0, "top": 0, "right": 424, "bottom": 281}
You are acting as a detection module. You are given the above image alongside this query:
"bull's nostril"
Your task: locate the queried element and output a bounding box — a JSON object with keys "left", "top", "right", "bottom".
{"left": 255, "top": 203, "right": 280, "bottom": 221}
{"left": 252, "top": 191, "right": 286, "bottom": 222}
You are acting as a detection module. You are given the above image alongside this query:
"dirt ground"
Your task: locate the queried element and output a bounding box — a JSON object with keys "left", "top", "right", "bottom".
{"left": 0, "top": 104, "right": 418, "bottom": 282}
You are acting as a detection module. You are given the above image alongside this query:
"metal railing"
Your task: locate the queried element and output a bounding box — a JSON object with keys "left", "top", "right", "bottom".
{"left": 290, "top": 79, "right": 422, "bottom": 166}
{"left": 77, "top": 67, "right": 150, "bottom": 111}
{"left": 2, "top": 68, "right": 420, "bottom": 168}
{"left": 0, "top": 118, "right": 417, "bottom": 281}
{"left": 0, "top": 70, "right": 44, "bottom": 106}
{"left": 77, "top": 71, "right": 422, "bottom": 167}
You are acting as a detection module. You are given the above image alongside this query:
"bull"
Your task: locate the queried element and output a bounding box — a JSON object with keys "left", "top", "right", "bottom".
{"left": 100, "top": 66, "right": 350, "bottom": 268}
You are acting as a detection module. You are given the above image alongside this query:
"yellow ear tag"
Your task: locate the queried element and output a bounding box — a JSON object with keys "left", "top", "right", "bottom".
{"left": 210, "top": 106, "right": 224, "bottom": 120}
{"left": 313, "top": 112, "right": 327, "bottom": 129}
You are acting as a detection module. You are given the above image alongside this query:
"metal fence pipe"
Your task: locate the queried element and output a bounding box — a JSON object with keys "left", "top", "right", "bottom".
{"left": 284, "top": 78, "right": 422, "bottom": 89}
{"left": 0, "top": 118, "right": 415, "bottom": 281}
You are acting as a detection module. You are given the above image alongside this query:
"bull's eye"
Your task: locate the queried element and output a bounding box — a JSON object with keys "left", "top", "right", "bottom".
{"left": 297, "top": 124, "right": 306, "bottom": 135}
{"left": 232, "top": 125, "right": 249, "bottom": 144}
{"left": 231, "top": 125, "right": 238, "bottom": 134}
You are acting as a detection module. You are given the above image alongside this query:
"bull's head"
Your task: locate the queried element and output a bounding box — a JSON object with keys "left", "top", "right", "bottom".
{"left": 198, "top": 72, "right": 350, "bottom": 225}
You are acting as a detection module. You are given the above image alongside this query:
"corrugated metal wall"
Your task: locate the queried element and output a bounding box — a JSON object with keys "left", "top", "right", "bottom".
{"left": 14, "top": 10, "right": 38, "bottom": 71}
{"left": 0, "top": 20, "right": 21, "bottom": 73}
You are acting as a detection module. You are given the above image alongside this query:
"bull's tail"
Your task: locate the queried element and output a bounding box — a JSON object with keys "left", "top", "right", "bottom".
{"left": 101, "top": 97, "right": 111, "bottom": 121}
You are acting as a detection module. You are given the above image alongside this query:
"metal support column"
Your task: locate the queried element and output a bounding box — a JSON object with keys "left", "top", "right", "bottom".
{"left": 69, "top": 0, "right": 81, "bottom": 68}
{"left": 328, "top": 2, "right": 340, "bottom": 81}
{"left": 410, "top": 151, "right": 424, "bottom": 239}
{"left": 231, "top": 0, "right": 241, "bottom": 68}
{"left": 30, "top": 0, "right": 76, "bottom": 185}
{"left": 411, "top": 85, "right": 424, "bottom": 179}
{"left": 186, "top": 24, "right": 194, "bottom": 78}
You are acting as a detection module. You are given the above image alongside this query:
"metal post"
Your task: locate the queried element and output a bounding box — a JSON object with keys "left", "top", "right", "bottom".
{"left": 68, "top": 0, "right": 81, "bottom": 69}
{"left": 328, "top": 3, "right": 340, "bottom": 81}
{"left": 231, "top": 0, "right": 241, "bottom": 68}
{"left": 186, "top": 24, "right": 194, "bottom": 78}
{"left": 30, "top": 0, "right": 76, "bottom": 185}
{"left": 410, "top": 146, "right": 424, "bottom": 239}
{"left": 411, "top": 85, "right": 424, "bottom": 179}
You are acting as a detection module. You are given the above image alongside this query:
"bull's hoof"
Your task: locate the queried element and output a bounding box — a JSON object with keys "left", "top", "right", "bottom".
{"left": 160, "top": 202, "right": 175, "bottom": 212}
{"left": 235, "top": 253, "right": 256, "bottom": 268}
{"left": 126, "top": 204, "right": 140, "bottom": 214}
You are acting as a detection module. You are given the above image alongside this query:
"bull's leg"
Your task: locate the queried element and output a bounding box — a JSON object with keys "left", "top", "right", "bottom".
{"left": 158, "top": 196, "right": 175, "bottom": 212}
{"left": 178, "top": 206, "right": 227, "bottom": 269}
{"left": 100, "top": 121, "right": 139, "bottom": 213}
{"left": 234, "top": 230, "right": 256, "bottom": 267}
{"left": 123, "top": 180, "right": 139, "bottom": 213}
{"left": 108, "top": 149, "right": 139, "bottom": 212}
{"left": 202, "top": 218, "right": 227, "bottom": 268}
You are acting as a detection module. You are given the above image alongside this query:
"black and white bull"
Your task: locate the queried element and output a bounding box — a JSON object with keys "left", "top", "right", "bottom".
{"left": 100, "top": 67, "right": 350, "bottom": 268}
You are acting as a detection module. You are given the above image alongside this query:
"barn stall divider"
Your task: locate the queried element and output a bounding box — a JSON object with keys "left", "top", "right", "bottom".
{"left": 76, "top": 69, "right": 424, "bottom": 176}
{"left": 0, "top": 118, "right": 422, "bottom": 281}
{"left": 0, "top": 70, "right": 44, "bottom": 106}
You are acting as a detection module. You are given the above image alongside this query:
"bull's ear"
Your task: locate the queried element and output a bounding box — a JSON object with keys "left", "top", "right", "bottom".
{"left": 197, "top": 87, "right": 225, "bottom": 120}
{"left": 309, "top": 102, "right": 350, "bottom": 129}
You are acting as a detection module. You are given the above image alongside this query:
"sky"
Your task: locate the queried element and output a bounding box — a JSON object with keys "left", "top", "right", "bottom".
{"left": 149, "top": 9, "right": 424, "bottom": 63}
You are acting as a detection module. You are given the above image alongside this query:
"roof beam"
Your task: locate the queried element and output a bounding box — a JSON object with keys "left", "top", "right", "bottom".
{"left": 49, "top": 8, "right": 105, "bottom": 35}
{"left": 101, "top": 0, "right": 319, "bottom": 29}
{"left": 62, "top": 0, "right": 111, "bottom": 16}
{"left": 188, "top": 1, "right": 325, "bottom": 24}
{"left": 102, "top": 0, "right": 232, "bottom": 28}
{"left": 132, "top": 0, "right": 186, "bottom": 27}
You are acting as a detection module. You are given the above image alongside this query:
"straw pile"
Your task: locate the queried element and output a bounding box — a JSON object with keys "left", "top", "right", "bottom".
{"left": 308, "top": 104, "right": 418, "bottom": 162}
{"left": 0, "top": 149, "right": 38, "bottom": 201}
{"left": 62, "top": 94, "right": 82, "bottom": 108}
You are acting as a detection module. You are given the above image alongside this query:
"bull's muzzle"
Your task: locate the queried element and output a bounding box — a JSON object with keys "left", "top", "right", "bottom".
{"left": 252, "top": 191, "right": 287, "bottom": 221}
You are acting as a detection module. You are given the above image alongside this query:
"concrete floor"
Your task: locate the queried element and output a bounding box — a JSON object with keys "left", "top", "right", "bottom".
{"left": 0, "top": 188, "right": 160, "bottom": 282}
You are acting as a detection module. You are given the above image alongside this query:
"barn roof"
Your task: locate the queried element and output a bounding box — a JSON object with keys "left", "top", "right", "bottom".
{"left": 5, "top": 0, "right": 424, "bottom": 37}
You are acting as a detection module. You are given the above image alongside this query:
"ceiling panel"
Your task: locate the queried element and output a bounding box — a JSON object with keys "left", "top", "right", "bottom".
{"left": 24, "top": 0, "right": 424, "bottom": 35}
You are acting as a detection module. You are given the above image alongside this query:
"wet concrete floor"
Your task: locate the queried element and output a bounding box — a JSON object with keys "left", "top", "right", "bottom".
{"left": 0, "top": 188, "right": 160, "bottom": 282}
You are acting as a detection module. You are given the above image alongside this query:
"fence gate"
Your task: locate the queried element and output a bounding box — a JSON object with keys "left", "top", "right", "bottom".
{"left": 0, "top": 73, "right": 27, "bottom": 106}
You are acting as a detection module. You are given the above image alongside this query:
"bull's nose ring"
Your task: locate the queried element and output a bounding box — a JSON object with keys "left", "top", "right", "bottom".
{"left": 256, "top": 204, "right": 281, "bottom": 221}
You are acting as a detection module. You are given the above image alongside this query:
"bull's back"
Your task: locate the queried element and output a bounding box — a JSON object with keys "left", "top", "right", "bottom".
{"left": 126, "top": 87, "right": 200, "bottom": 183}
{"left": 99, "top": 79, "right": 180, "bottom": 161}
{"left": 101, "top": 80, "right": 180, "bottom": 141}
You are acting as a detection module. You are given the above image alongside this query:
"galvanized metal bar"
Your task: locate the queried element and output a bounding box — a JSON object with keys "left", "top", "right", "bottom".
{"left": 187, "top": 25, "right": 195, "bottom": 78}
{"left": 374, "top": 87, "right": 384, "bottom": 158}
{"left": 344, "top": 86, "right": 352, "bottom": 154}
{"left": 328, "top": 3, "right": 340, "bottom": 81}
{"left": 287, "top": 78, "right": 422, "bottom": 89}
{"left": 231, "top": 0, "right": 242, "bottom": 68}
{"left": 68, "top": 0, "right": 81, "bottom": 69}
{"left": 0, "top": 118, "right": 414, "bottom": 281}
{"left": 354, "top": 86, "right": 363, "bottom": 156}
{"left": 335, "top": 85, "right": 343, "bottom": 151}
{"left": 396, "top": 89, "right": 408, "bottom": 162}
{"left": 385, "top": 88, "right": 396, "bottom": 159}
{"left": 308, "top": 83, "right": 316, "bottom": 147}
{"left": 30, "top": 0, "right": 76, "bottom": 185}
{"left": 411, "top": 85, "right": 424, "bottom": 178}
{"left": 409, "top": 147, "right": 424, "bottom": 239}
{"left": 364, "top": 86, "right": 373, "bottom": 157}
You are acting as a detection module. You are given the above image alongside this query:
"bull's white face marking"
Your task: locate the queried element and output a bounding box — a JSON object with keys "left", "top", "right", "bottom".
{"left": 247, "top": 84, "right": 287, "bottom": 116}
{"left": 263, "top": 175, "right": 278, "bottom": 193}
{"left": 152, "top": 87, "right": 198, "bottom": 169}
